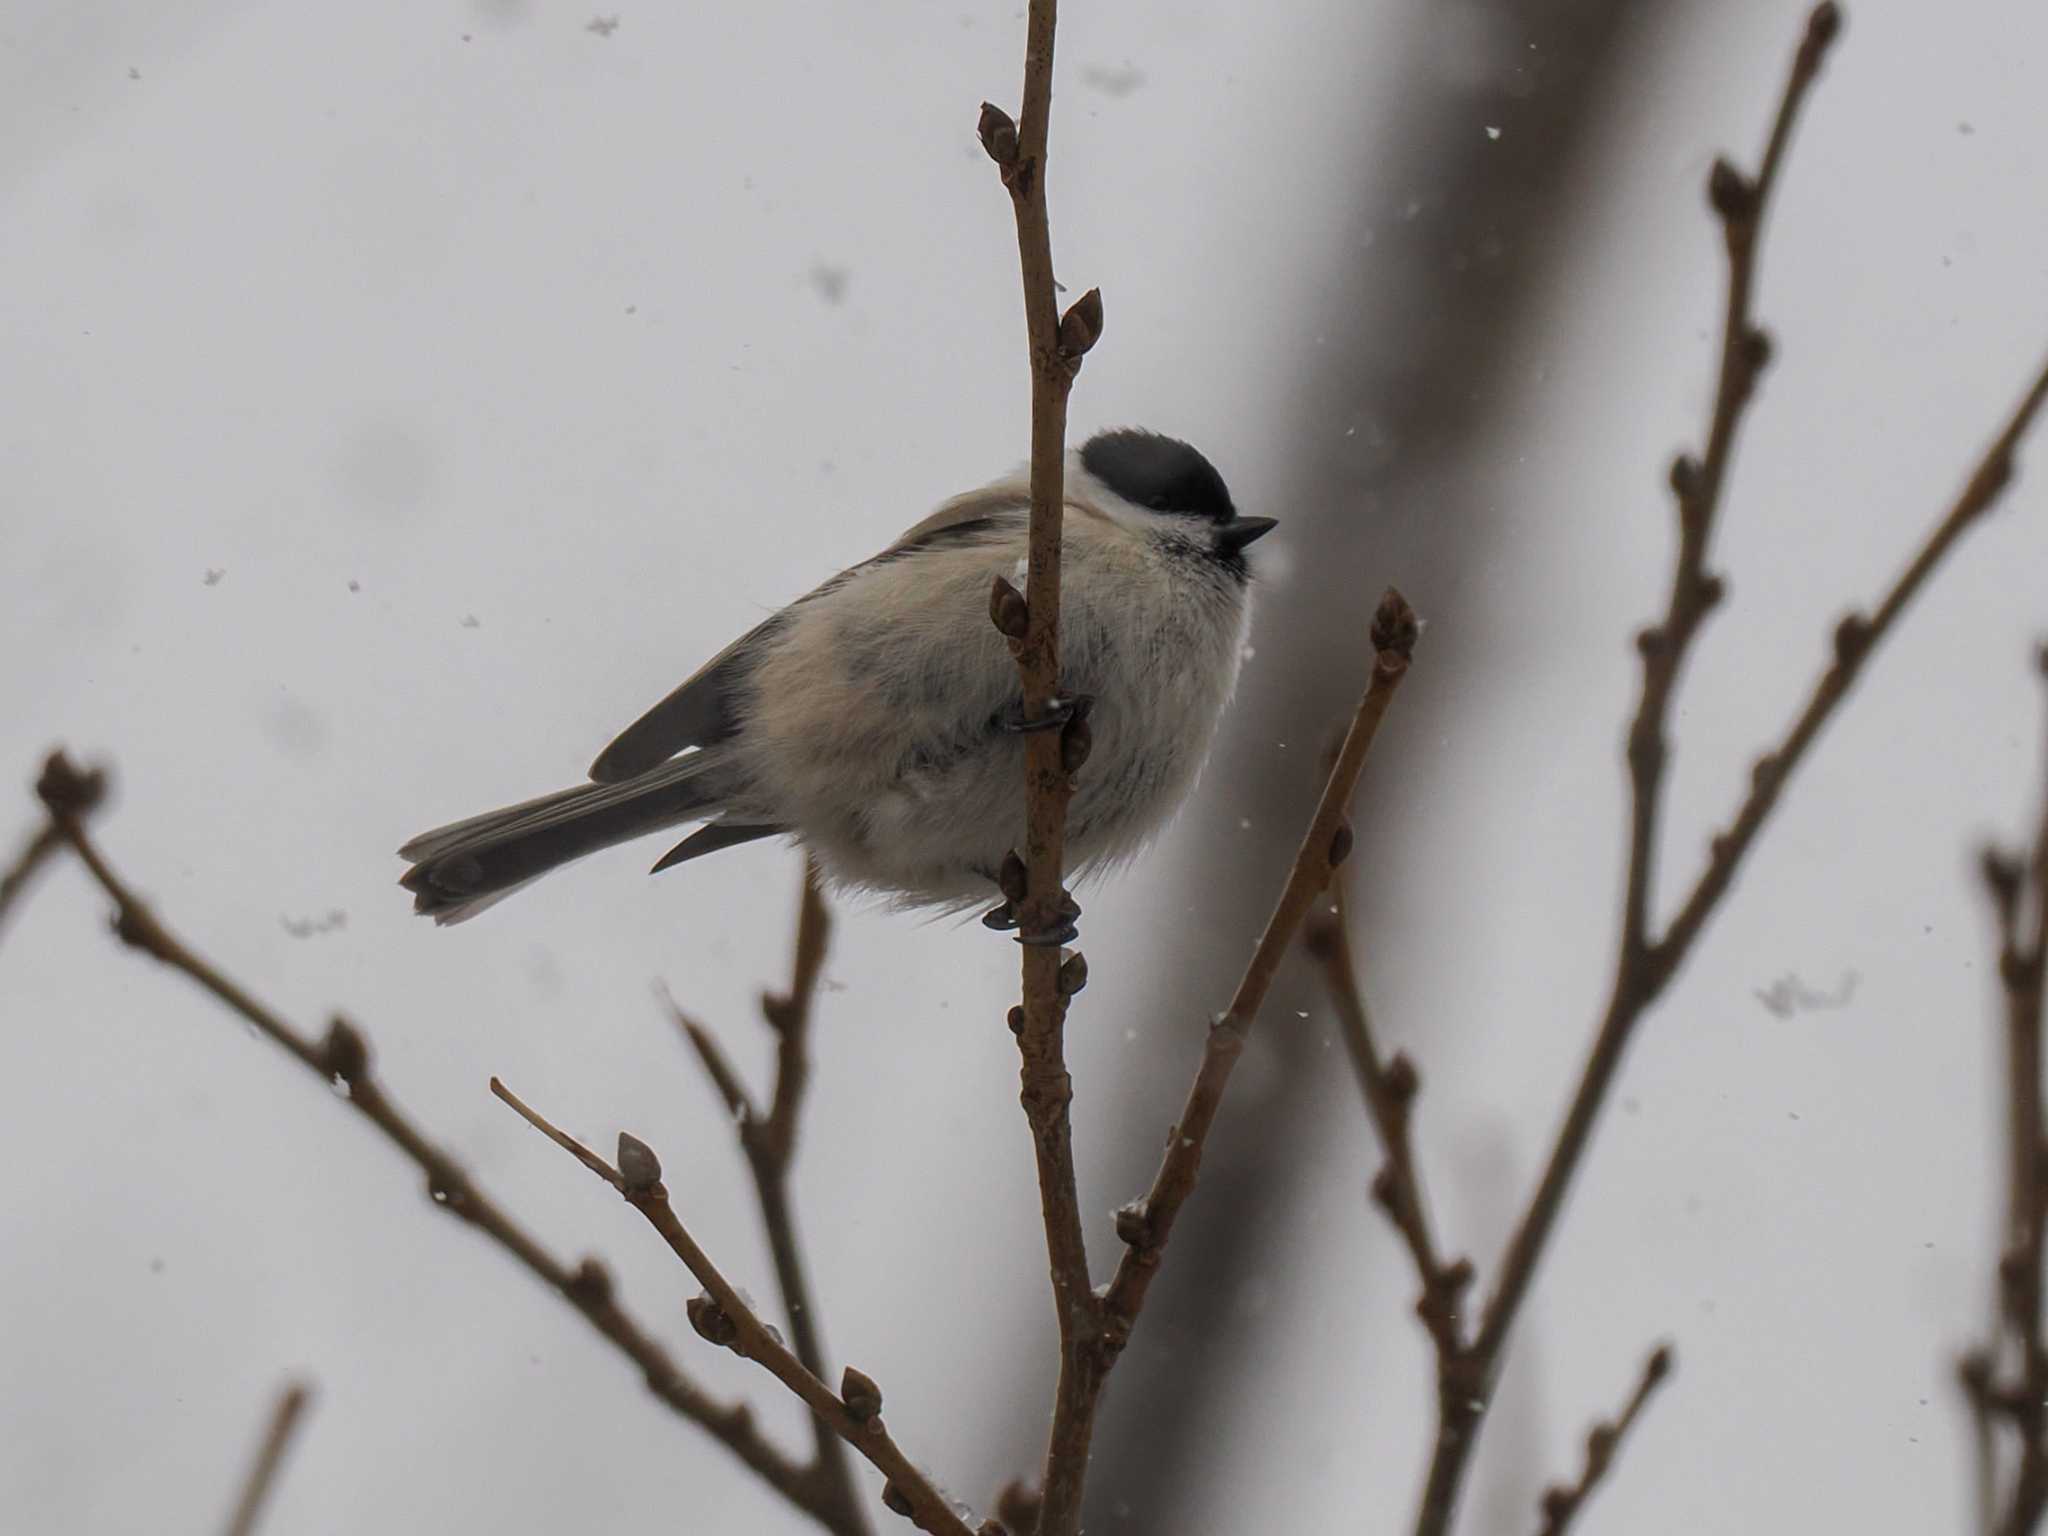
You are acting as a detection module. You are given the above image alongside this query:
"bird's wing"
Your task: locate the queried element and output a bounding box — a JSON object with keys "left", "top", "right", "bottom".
{"left": 588, "top": 616, "right": 786, "bottom": 782}
{"left": 592, "top": 487, "right": 1033, "bottom": 784}
{"left": 882, "top": 484, "right": 1030, "bottom": 552}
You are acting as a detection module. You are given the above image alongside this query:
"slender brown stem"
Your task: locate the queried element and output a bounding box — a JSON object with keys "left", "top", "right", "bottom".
{"left": 1968, "top": 655, "right": 2048, "bottom": 1536}
{"left": 668, "top": 862, "right": 870, "bottom": 1536}
{"left": 222, "top": 1380, "right": 313, "bottom": 1536}
{"left": 29, "top": 753, "right": 850, "bottom": 1534}
{"left": 977, "top": 5, "right": 1113, "bottom": 1530}
{"left": 1305, "top": 877, "right": 1471, "bottom": 1360}
{"left": 1100, "top": 592, "right": 1418, "bottom": 1333}
{"left": 491, "top": 1080, "right": 976, "bottom": 1536}
{"left": 1412, "top": 10, "right": 2048, "bottom": 1530}
{"left": 1530, "top": 1344, "right": 1674, "bottom": 1536}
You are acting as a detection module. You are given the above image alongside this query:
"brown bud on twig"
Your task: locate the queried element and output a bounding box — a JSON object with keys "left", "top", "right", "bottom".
{"left": 989, "top": 575, "right": 1030, "bottom": 641}
{"left": 1540, "top": 1486, "right": 1574, "bottom": 1523}
{"left": 1707, "top": 157, "right": 1755, "bottom": 222}
{"left": 1057, "top": 950, "right": 1089, "bottom": 997}
{"left": 1668, "top": 453, "right": 1703, "bottom": 500}
{"left": 1384, "top": 1052, "right": 1420, "bottom": 1103}
{"left": 1801, "top": 2, "right": 1844, "bottom": 66}
{"left": 1644, "top": 1342, "right": 1675, "bottom": 1383}
{"left": 617, "top": 1132, "right": 662, "bottom": 1193}
{"left": 1442, "top": 1257, "right": 1476, "bottom": 1295}
{"left": 1007, "top": 1005, "right": 1026, "bottom": 1036}
{"left": 1113, "top": 1200, "right": 1152, "bottom": 1249}
{"left": 1751, "top": 753, "right": 1781, "bottom": 792}
{"left": 841, "top": 1365, "right": 883, "bottom": 1422}
{"left": 1832, "top": 612, "right": 1871, "bottom": 665}
{"left": 976, "top": 102, "right": 1020, "bottom": 169}
{"left": 1982, "top": 848, "right": 2025, "bottom": 907}
{"left": 995, "top": 1480, "right": 1043, "bottom": 1531}
{"left": 881, "top": 1483, "right": 915, "bottom": 1518}
{"left": 686, "top": 1291, "right": 739, "bottom": 1347}
{"left": 1060, "top": 708, "right": 1093, "bottom": 774}
{"left": 35, "top": 751, "right": 108, "bottom": 819}
{"left": 1635, "top": 625, "right": 1668, "bottom": 659}
{"left": 567, "top": 1256, "right": 614, "bottom": 1307}
{"left": 1057, "top": 287, "right": 1104, "bottom": 359}
{"left": 998, "top": 850, "right": 1029, "bottom": 904}
{"left": 323, "top": 1015, "right": 370, "bottom": 1084}
{"left": 1738, "top": 325, "right": 1773, "bottom": 379}
{"left": 1328, "top": 819, "right": 1355, "bottom": 870}
{"left": 1371, "top": 587, "right": 1421, "bottom": 660}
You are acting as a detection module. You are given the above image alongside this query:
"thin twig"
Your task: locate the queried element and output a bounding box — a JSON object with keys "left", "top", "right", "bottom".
{"left": 1965, "top": 650, "right": 2048, "bottom": 1536}
{"left": 1413, "top": 9, "right": 2048, "bottom": 1529}
{"left": 666, "top": 862, "right": 870, "bottom": 1536}
{"left": 0, "top": 760, "right": 101, "bottom": 947}
{"left": 1530, "top": 1344, "right": 1674, "bottom": 1536}
{"left": 222, "top": 1379, "right": 313, "bottom": 1536}
{"left": 490, "top": 1079, "right": 977, "bottom": 1536}
{"left": 977, "top": 5, "right": 1110, "bottom": 1531}
{"left": 1100, "top": 592, "right": 1419, "bottom": 1327}
{"left": 1305, "top": 874, "right": 1471, "bottom": 1360}
{"left": 28, "top": 753, "right": 852, "bottom": 1534}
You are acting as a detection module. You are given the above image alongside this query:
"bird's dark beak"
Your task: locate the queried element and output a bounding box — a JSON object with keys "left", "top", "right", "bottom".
{"left": 1215, "top": 516, "right": 1278, "bottom": 554}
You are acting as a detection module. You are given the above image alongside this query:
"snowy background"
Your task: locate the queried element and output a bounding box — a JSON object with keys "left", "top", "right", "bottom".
{"left": 4, "top": 1, "right": 2046, "bottom": 1532}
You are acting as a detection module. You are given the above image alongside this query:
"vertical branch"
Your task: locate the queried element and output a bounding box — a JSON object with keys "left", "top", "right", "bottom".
{"left": 222, "top": 1380, "right": 313, "bottom": 1536}
{"left": 1965, "top": 649, "right": 2048, "bottom": 1536}
{"left": 671, "top": 862, "right": 870, "bottom": 1535}
{"left": 977, "top": 8, "right": 1108, "bottom": 1533}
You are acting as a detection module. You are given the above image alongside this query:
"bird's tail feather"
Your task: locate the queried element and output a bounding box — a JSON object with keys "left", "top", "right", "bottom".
{"left": 399, "top": 754, "right": 721, "bottom": 924}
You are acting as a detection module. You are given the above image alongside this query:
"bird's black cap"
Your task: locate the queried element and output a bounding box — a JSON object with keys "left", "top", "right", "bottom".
{"left": 1080, "top": 429, "right": 1236, "bottom": 523}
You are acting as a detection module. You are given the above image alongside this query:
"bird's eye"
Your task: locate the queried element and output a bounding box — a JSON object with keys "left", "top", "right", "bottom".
{"left": 1147, "top": 492, "right": 1171, "bottom": 511}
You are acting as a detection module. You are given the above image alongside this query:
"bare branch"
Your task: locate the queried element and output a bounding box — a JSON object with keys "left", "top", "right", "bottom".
{"left": 981, "top": 5, "right": 1109, "bottom": 1530}
{"left": 1101, "top": 590, "right": 1418, "bottom": 1335}
{"left": 1408, "top": 10, "right": 2048, "bottom": 1529}
{"left": 665, "top": 862, "right": 870, "bottom": 1536}
{"left": 1305, "top": 875, "right": 1472, "bottom": 1361}
{"left": 491, "top": 1080, "right": 976, "bottom": 1536}
{"left": 222, "top": 1379, "right": 313, "bottom": 1536}
{"left": 29, "top": 752, "right": 850, "bottom": 1533}
{"left": 1531, "top": 1344, "right": 1674, "bottom": 1536}
{"left": 1966, "top": 652, "right": 2048, "bottom": 1536}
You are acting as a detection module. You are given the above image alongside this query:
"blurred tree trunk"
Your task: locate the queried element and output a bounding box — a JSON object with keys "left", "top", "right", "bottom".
{"left": 1067, "top": 3, "right": 1670, "bottom": 1529}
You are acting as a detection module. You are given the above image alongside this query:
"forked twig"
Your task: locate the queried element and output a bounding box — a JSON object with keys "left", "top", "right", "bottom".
{"left": 1530, "top": 1345, "right": 1674, "bottom": 1536}
{"left": 1399, "top": 10, "right": 2048, "bottom": 1530}
{"left": 490, "top": 1079, "right": 977, "bottom": 1536}
{"left": 28, "top": 753, "right": 853, "bottom": 1533}
{"left": 666, "top": 863, "right": 870, "bottom": 1535}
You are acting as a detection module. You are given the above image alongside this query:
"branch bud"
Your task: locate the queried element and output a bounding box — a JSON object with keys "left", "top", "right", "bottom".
{"left": 977, "top": 102, "right": 1020, "bottom": 169}
{"left": 881, "top": 1483, "right": 915, "bottom": 1518}
{"left": 1707, "top": 157, "right": 1754, "bottom": 222}
{"left": 567, "top": 1256, "right": 614, "bottom": 1307}
{"left": 686, "top": 1291, "right": 738, "bottom": 1347}
{"left": 989, "top": 575, "right": 1030, "bottom": 641}
{"left": 1057, "top": 950, "right": 1089, "bottom": 997}
{"left": 617, "top": 1132, "right": 662, "bottom": 1193}
{"left": 323, "top": 1015, "right": 370, "bottom": 1085}
{"left": 1328, "top": 819, "right": 1355, "bottom": 870}
{"left": 1060, "top": 706, "right": 1094, "bottom": 774}
{"left": 840, "top": 1365, "right": 883, "bottom": 1422}
{"left": 1057, "top": 287, "right": 1104, "bottom": 359}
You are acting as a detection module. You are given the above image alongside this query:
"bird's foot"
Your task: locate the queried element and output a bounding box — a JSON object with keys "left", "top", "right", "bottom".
{"left": 994, "top": 692, "right": 1093, "bottom": 734}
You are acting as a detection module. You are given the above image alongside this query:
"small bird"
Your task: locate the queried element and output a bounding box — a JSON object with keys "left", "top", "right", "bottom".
{"left": 398, "top": 429, "right": 1275, "bottom": 929}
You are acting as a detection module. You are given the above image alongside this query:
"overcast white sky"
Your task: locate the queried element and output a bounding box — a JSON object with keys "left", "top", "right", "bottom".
{"left": 4, "top": 2, "right": 2047, "bottom": 1533}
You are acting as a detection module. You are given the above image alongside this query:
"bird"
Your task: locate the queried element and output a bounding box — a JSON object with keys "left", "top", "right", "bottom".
{"left": 398, "top": 428, "right": 1275, "bottom": 932}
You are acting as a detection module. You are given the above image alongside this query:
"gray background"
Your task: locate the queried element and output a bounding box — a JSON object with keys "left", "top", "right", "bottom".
{"left": 4, "top": 1, "right": 2046, "bottom": 1531}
